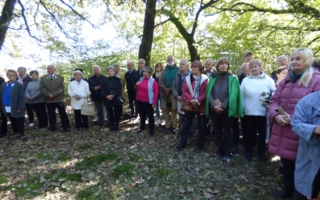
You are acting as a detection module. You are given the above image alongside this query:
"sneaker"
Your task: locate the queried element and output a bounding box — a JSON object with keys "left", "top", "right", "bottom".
{"left": 155, "top": 120, "right": 160, "bottom": 125}
{"left": 29, "top": 123, "right": 34, "bottom": 127}
{"left": 93, "top": 117, "right": 98, "bottom": 122}
{"left": 136, "top": 129, "right": 143, "bottom": 134}
{"left": 222, "top": 156, "right": 231, "bottom": 163}
{"left": 160, "top": 120, "right": 165, "bottom": 126}
{"left": 104, "top": 118, "right": 108, "bottom": 122}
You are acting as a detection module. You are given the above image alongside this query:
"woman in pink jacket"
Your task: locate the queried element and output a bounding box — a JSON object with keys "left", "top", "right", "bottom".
{"left": 268, "top": 48, "right": 320, "bottom": 199}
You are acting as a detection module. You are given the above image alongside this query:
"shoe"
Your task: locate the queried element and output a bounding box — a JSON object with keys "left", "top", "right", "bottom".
{"left": 197, "top": 144, "right": 205, "bottom": 151}
{"left": 136, "top": 129, "right": 143, "bottom": 134}
{"left": 155, "top": 120, "right": 160, "bottom": 125}
{"left": 29, "top": 123, "right": 34, "bottom": 127}
{"left": 109, "top": 127, "right": 115, "bottom": 132}
{"left": 258, "top": 154, "right": 268, "bottom": 162}
{"left": 104, "top": 118, "right": 108, "bottom": 122}
{"left": 177, "top": 140, "right": 187, "bottom": 151}
{"left": 64, "top": 128, "right": 71, "bottom": 132}
{"left": 160, "top": 120, "right": 165, "bottom": 126}
{"left": 114, "top": 127, "right": 119, "bottom": 132}
{"left": 245, "top": 153, "right": 252, "bottom": 161}
{"left": 273, "top": 190, "right": 293, "bottom": 199}
{"left": 47, "top": 127, "right": 55, "bottom": 132}
{"left": 93, "top": 117, "right": 98, "bottom": 122}
{"left": 149, "top": 130, "right": 154, "bottom": 136}
{"left": 15, "top": 133, "right": 24, "bottom": 138}
{"left": 222, "top": 156, "right": 231, "bottom": 163}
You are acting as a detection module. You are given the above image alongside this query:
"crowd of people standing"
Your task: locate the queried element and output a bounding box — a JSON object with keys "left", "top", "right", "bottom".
{"left": 0, "top": 48, "right": 320, "bottom": 199}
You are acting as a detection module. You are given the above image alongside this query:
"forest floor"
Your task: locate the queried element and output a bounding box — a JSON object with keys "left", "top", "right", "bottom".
{"left": 0, "top": 110, "right": 283, "bottom": 200}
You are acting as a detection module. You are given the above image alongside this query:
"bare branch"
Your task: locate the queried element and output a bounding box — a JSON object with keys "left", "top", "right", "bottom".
{"left": 59, "top": 0, "right": 95, "bottom": 28}
{"left": 307, "top": 35, "right": 320, "bottom": 46}
{"left": 39, "top": 0, "right": 66, "bottom": 34}
{"left": 154, "top": 18, "right": 170, "bottom": 28}
{"left": 103, "top": 0, "right": 118, "bottom": 21}
{"left": 17, "top": 0, "right": 42, "bottom": 42}
{"left": 8, "top": 26, "right": 23, "bottom": 30}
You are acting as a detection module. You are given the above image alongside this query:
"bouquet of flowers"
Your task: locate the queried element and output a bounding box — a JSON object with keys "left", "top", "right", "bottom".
{"left": 260, "top": 90, "right": 274, "bottom": 108}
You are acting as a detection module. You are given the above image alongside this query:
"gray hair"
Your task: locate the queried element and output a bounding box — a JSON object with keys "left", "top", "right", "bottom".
{"left": 127, "top": 61, "right": 134, "bottom": 66}
{"left": 92, "top": 65, "right": 101, "bottom": 70}
{"left": 17, "top": 66, "right": 27, "bottom": 72}
{"left": 276, "top": 55, "right": 288, "bottom": 62}
{"left": 138, "top": 59, "right": 146, "bottom": 64}
{"left": 143, "top": 66, "right": 153, "bottom": 74}
{"left": 47, "top": 64, "right": 56, "bottom": 69}
{"left": 205, "top": 58, "right": 214, "bottom": 64}
{"left": 106, "top": 66, "right": 115, "bottom": 72}
{"left": 166, "top": 55, "right": 174, "bottom": 60}
{"left": 179, "top": 59, "right": 189, "bottom": 66}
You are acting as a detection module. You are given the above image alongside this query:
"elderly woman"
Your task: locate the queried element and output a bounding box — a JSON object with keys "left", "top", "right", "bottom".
{"left": 25, "top": 70, "right": 48, "bottom": 128}
{"left": 136, "top": 66, "right": 159, "bottom": 136}
{"left": 275, "top": 67, "right": 289, "bottom": 88}
{"left": 177, "top": 61, "right": 209, "bottom": 151}
{"left": 0, "top": 70, "right": 25, "bottom": 138}
{"left": 101, "top": 66, "right": 122, "bottom": 132}
{"left": 291, "top": 91, "right": 320, "bottom": 200}
{"left": 152, "top": 63, "right": 163, "bottom": 125}
{"left": 240, "top": 60, "right": 275, "bottom": 162}
{"left": 68, "top": 70, "right": 90, "bottom": 131}
{"left": 268, "top": 48, "right": 320, "bottom": 199}
{"left": 205, "top": 57, "right": 243, "bottom": 162}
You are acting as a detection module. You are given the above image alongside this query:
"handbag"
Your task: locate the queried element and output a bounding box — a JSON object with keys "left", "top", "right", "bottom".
{"left": 81, "top": 103, "right": 95, "bottom": 116}
{"left": 180, "top": 100, "right": 193, "bottom": 112}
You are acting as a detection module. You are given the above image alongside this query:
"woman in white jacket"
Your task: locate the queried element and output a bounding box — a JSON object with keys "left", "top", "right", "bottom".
{"left": 68, "top": 70, "right": 90, "bottom": 130}
{"left": 240, "top": 60, "right": 275, "bottom": 162}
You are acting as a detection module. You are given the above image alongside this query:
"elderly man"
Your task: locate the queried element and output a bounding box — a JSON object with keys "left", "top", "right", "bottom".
{"left": 277, "top": 55, "right": 289, "bottom": 67}
{"left": 125, "top": 61, "right": 140, "bottom": 118}
{"left": 137, "top": 59, "right": 146, "bottom": 78}
{"left": 203, "top": 59, "right": 217, "bottom": 78}
{"left": 17, "top": 66, "right": 34, "bottom": 127}
{"left": 88, "top": 65, "right": 107, "bottom": 125}
{"left": 238, "top": 62, "right": 249, "bottom": 85}
{"left": 159, "top": 55, "right": 179, "bottom": 132}
{"left": 237, "top": 51, "right": 254, "bottom": 76}
{"left": 172, "top": 59, "right": 194, "bottom": 136}
{"left": 40, "top": 65, "right": 70, "bottom": 132}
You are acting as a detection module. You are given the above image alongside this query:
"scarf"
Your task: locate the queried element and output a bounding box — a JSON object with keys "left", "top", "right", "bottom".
{"left": 289, "top": 70, "right": 304, "bottom": 83}
{"left": 165, "top": 64, "right": 178, "bottom": 88}
{"left": 193, "top": 75, "right": 201, "bottom": 99}
{"left": 155, "top": 72, "right": 161, "bottom": 79}
{"left": 3, "top": 82, "right": 15, "bottom": 106}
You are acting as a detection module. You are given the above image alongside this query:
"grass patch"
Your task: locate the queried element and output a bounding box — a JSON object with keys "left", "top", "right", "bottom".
{"left": 127, "top": 153, "right": 143, "bottom": 162}
{"left": 152, "top": 168, "right": 171, "bottom": 177}
{"left": 66, "top": 173, "right": 82, "bottom": 182}
{"left": 0, "top": 177, "right": 8, "bottom": 184}
{"left": 76, "top": 153, "right": 119, "bottom": 170}
{"left": 113, "top": 164, "right": 133, "bottom": 178}
{"left": 58, "top": 154, "right": 69, "bottom": 162}
{"left": 77, "top": 143, "right": 92, "bottom": 150}
{"left": 76, "top": 185, "right": 105, "bottom": 200}
{"left": 36, "top": 152, "right": 53, "bottom": 160}
{"left": 4, "top": 175, "right": 43, "bottom": 198}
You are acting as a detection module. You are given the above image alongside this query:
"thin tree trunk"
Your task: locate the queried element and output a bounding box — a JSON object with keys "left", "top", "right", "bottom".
{"left": 0, "top": 0, "right": 17, "bottom": 52}
{"left": 138, "top": 0, "right": 157, "bottom": 67}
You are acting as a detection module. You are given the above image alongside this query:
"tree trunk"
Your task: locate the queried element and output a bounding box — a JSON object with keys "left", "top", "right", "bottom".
{"left": 0, "top": 0, "right": 17, "bottom": 52}
{"left": 138, "top": 0, "right": 157, "bottom": 67}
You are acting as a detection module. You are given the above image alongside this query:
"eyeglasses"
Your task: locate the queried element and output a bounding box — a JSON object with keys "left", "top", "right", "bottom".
{"left": 7, "top": 74, "right": 16, "bottom": 77}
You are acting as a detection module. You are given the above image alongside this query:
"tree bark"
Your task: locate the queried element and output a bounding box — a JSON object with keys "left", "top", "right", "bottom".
{"left": 138, "top": 0, "right": 157, "bottom": 67}
{"left": 0, "top": 0, "right": 17, "bottom": 52}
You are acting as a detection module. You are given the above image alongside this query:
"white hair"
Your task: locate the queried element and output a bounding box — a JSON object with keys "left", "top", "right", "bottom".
{"left": 138, "top": 59, "right": 145, "bottom": 64}
{"left": 92, "top": 65, "right": 101, "bottom": 70}
{"left": 166, "top": 55, "right": 174, "bottom": 60}
{"left": 127, "top": 61, "right": 134, "bottom": 66}
{"left": 47, "top": 64, "right": 56, "bottom": 69}
{"left": 276, "top": 55, "right": 288, "bottom": 62}
{"left": 179, "top": 59, "right": 189, "bottom": 66}
{"left": 205, "top": 58, "right": 214, "bottom": 64}
{"left": 290, "top": 48, "right": 314, "bottom": 87}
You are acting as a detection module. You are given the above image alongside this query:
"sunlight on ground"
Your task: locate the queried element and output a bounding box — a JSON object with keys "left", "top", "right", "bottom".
{"left": 271, "top": 155, "right": 281, "bottom": 162}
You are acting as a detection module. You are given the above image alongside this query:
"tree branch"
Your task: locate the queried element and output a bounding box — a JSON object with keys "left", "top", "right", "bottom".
{"left": 154, "top": 18, "right": 170, "bottom": 29}
{"left": 307, "top": 35, "right": 320, "bottom": 46}
{"left": 17, "top": 0, "right": 43, "bottom": 42}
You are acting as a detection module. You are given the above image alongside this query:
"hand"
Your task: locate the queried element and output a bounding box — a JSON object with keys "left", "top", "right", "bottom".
{"left": 49, "top": 94, "right": 54, "bottom": 99}
{"left": 213, "top": 106, "right": 223, "bottom": 113}
{"left": 314, "top": 126, "right": 320, "bottom": 135}
{"left": 94, "top": 86, "right": 100, "bottom": 91}
{"left": 275, "top": 115, "right": 289, "bottom": 126}
{"left": 107, "top": 95, "right": 114, "bottom": 100}
{"left": 29, "top": 97, "right": 34, "bottom": 101}
{"left": 152, "top": 105, "right": 155, "bottom": 108}
{"left": 176, "top": 96, "right": 182, "bottom": 102}
{"left": 17, "top": 110, "right": 21, "bottom": 113}
{"left": 76, "top": 96, "right": 81, "bottom": 100}
{"left": 283, "top": 112, "right": 291, "bottom": 123}
{"left": 165, "top": 88, "right": 172, "bottom": 95}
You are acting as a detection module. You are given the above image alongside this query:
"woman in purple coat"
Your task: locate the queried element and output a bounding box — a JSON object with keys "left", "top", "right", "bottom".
{"left": 268, "top": 48, "right": 320, "bottom": 199}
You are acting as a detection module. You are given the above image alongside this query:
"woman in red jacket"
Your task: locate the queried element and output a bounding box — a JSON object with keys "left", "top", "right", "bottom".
{"left": 268, "top": 48, "right": 320, "bottom": 199}
{"left": 177, "top": 60, "right": 209, "bottom": 151}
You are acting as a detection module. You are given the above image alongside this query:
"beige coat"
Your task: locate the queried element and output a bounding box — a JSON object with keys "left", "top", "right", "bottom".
{"left": 40, "top": 74, "right": 65, "bottom": 103}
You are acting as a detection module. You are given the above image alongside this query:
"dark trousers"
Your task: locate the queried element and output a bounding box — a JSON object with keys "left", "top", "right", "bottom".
{"left": 281, "top": 157, "right": 295, "bottom": 195}
{"left": 107, "top": 105, "right": 121, "bottom": 128}
{"left": 180, "top": 112, "right": 206, "bottom": 147}
{"left": 0, "top": 110, "right": 8, "bottom": 136}
{"left": 127, "top": 91, "right": 137, "bottom": 117}
{"left": 7, "top": 113, "right": 25, "bottom": 135}
{"left": 137, "top": 101, "right": 154, "bottom": 131}
{"left": 233, "top": 117, "right": 240, "bottom": 148}
{"left": 25, "top": 103, "right": 34, "bottom": 124}
{"left": 74, "top": 109, "right": 88, "bottom": 129}
{"left": 93, "top": 101, "right": 104, "bottom": 123}
{"left": 31, "top": 103, "right": 48, "bottom": 128}
{"left": 211, "top": 110, "right": 234, "bottom": 156}
{"left": 243, "top": 115, "right": 266, "bottom": 155}
{"left": 46, "top": 102, "right": 70, "bottom": 130}
{"left": 293, "top": 168, "right": 320, "bottom": 200}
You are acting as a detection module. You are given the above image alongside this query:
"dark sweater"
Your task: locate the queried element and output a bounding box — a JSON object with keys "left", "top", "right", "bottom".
{"left": 125, "top": 69, "right": 140, "bottom": 92}
{"left": 88, "top": 74, "right": 107, "bottom": 101}
{"left": 101, "top": 76, "right": 122, "bottom": 107}
{"left": 210, "top": 73, "right": 229, "bottom": 109}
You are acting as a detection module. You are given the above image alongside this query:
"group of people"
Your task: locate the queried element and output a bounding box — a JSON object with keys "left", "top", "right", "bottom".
{"left": 0, "top": 48, "right": 320, "bottom": 199}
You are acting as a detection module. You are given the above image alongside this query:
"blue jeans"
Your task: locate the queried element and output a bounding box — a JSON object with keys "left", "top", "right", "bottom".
{"left": 155, "top": 95, "right": 163, "bottom": 120}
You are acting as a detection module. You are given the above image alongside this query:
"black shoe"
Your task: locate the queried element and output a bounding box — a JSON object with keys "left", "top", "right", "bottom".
{"left": 114, "top": 127, "right": 119, "bottom": 132}
{"left": 15, "top": 133, "right": 24, "bottom": 138}
{"left": 245, "top": 153, "right": 252, "bottom": 161}
{"left": 64, "top": 128, "right": 71, "bottom": 132}
{"left": 47, "top": 127, "right": 55, "bottom": 132}
{"left": 109, "top": 127, "right": 115, "bottom": 132}
{"left": 136, "top": 129, "right": 143, "bottom": 134}
{"left": 149, "top": 130, "right": 154, "bottom": 136}
{"left": 258, "top": 154, "right": 268, "bottom": 162}
{"left": 177, "top": 140, "right": 187, "bottom": 151}
{"left": 197, "top": 144, "right": 205, "bottom": 151}
{"left": 273, "top": 190, "right": 293, "bottom": 199}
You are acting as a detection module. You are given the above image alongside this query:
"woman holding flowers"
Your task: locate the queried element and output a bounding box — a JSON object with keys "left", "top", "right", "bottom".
{"left": 268, "top": 48, "right": 320, "bottom": 199}
{"left": 240, "top": 60, "right": 275, "bottom": 162}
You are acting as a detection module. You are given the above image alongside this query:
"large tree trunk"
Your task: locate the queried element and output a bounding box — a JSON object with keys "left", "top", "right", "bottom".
{"left": 0, "top": 0, "right": 17, "bottom": 52}
{"left": 138, "top": 0, "right": 157, "bottom": 67}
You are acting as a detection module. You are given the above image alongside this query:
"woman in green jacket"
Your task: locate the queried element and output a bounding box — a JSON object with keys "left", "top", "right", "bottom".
{"left": 205, "top": 58, "right": 243, "bottom": 162}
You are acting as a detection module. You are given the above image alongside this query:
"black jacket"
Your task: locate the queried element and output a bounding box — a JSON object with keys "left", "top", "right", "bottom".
{"left": 125, "top": 70, "right": 140, "bottom": 93}
{"left": 88, "top": 74, "right": 107, "bottom": 101}
{"left": 16, "top": 75, "right": 32, "bottom": 90}
{"left": 101, "top": 76, "right": 122, "bottom": 107}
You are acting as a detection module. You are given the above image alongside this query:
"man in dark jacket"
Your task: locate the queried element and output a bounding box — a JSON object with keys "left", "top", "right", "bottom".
{"left": 238, "top": 63, "right": 249, "bottom": 85}
{"left": 125, "top": 61, "right": 140, "bottom": 118}
{"left": 88, "top": 65, "right": 107, "bottom": 125}
{"left": 17, "top": 66, "right": 34, "bottom": 127}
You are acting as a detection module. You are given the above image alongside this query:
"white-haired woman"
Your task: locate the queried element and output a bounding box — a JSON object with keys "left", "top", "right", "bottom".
{"left": 68, "top": 70, "right": 90, "bottom": 131}
{"left": 268, "top": 48, "right": 320, "bottom": 199}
